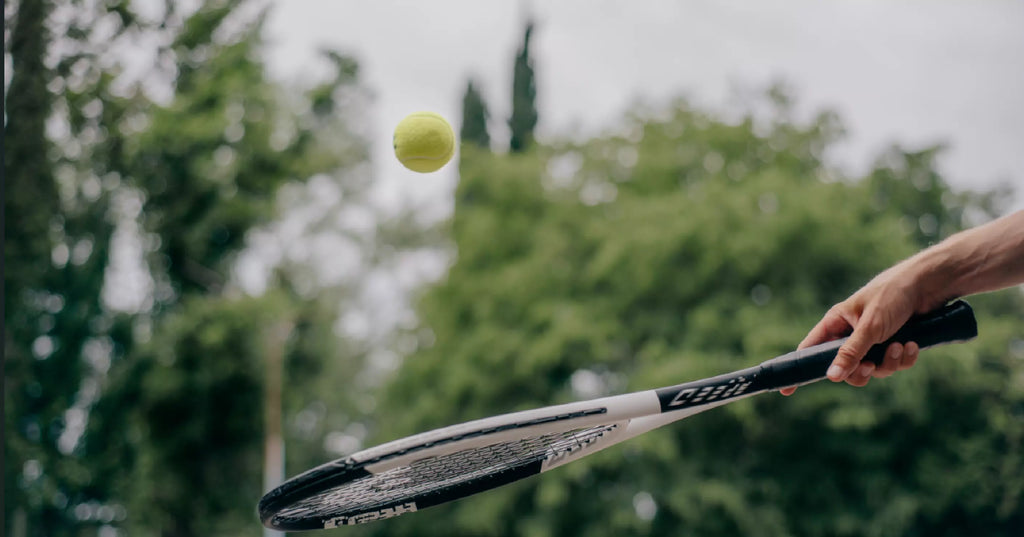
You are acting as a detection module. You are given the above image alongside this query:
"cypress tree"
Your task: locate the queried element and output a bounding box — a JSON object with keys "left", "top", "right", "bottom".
{"left": 460, "top": 79, "right": 491, "bottom": 150}
{"left": 509, "top": 22, "right": 538, "bottom": 153}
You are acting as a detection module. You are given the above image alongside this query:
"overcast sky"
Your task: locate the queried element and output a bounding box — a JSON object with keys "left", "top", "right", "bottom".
{"left": 263, "top": 0, "right": 1024, "bottom": 216}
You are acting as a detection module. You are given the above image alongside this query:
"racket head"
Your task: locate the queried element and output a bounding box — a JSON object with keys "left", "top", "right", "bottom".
{"left": 259, "top": 422, "right": 624, "bottom": 529}
{"left": 259, "top": 393, "right": 659, "bottom": 530}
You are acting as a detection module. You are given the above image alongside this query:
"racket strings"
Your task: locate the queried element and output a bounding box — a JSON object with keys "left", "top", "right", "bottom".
{"left": 275, "top": 422, "right": 620, "bottom": 523}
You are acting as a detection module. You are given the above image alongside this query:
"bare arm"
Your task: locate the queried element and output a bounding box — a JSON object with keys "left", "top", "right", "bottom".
{"left": 781, "top": 210, "right": 1024, "bottom": 395}
{"left": 920, "top": 210, "right": 1024, "bottom": 302}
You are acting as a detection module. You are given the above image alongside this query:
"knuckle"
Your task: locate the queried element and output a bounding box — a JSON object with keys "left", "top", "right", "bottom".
{"left": 859, "top": 316, "right": 886, "bottom": 339}
{"left": 827, "top": 303, "right": 852, "bottom": 321}
{"left": 834, "top": 348, "right": 858, "bottom": 367}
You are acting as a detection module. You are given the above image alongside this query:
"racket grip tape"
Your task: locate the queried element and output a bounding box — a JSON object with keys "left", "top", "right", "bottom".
{"left": 760, "top": 300, "right": 977, "bottom": 389}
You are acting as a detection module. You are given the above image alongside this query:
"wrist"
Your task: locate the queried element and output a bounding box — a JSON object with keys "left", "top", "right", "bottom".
{"left": 908, "top": 239, "right": 971, "bottom": 311}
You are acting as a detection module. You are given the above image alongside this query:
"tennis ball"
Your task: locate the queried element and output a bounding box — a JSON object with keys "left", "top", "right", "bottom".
{"left": 393, "top": 111, "right": 456, "bottom": 173}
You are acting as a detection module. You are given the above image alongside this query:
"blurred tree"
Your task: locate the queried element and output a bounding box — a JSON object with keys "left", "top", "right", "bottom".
{"left": 77, "top": 2, "right": 380, "bottom": 535}
{"left": 509, "top": 22, "right": 538, "bottom": 153}
{"left": 4, "top": 0, "right": 58, "bottom": 285}
{"left": 460, "top": 79, "right": 491, "bottom": 150}
{"left": 2, "top": 0, "right": 392, "bottom": 536}
{"left": 5, "top": 0, "right": 146, "bottom": 535}
{"left": 5, "top": 1, "right": 64, "bottom": 534}
{"left": 365, "top": 92, "right": 1023, "bottom": 537}
{"left": 94, "top": 294, "right": 278, "bottom": 535}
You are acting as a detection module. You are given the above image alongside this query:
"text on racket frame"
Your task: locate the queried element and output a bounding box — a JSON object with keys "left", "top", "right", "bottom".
{"left": 663, "top": 377, "right": 752, "bottom": 408}
{"left": 324, "top": 502, "right": 417, "bottom": 527}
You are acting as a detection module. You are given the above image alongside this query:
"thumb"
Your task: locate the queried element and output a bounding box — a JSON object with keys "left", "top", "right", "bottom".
{"left": 827, "top": 321, "right": 883, "bottom": 382}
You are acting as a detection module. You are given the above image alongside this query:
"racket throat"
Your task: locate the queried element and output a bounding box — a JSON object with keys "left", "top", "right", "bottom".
{"left": 539, "top": 422, "right": 630, "bottom": 472}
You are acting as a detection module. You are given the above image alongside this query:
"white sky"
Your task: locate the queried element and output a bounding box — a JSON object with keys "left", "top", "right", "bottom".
{"left": 263, "top": 0, "right": 1024, "bottom": 216}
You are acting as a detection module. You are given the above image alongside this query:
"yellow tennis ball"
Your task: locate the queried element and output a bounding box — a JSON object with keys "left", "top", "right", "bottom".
{"left": 393, "top": 111, "right": 456, "bottom": 173}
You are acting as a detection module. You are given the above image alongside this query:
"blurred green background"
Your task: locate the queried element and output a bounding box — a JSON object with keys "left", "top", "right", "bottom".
{"left": 4, "top": 1, "right": 1023, "bottom": 536}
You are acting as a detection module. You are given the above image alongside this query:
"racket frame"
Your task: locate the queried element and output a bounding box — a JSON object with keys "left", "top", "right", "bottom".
{"left": 259, "top": 300, "right": 976, "bottom": 530}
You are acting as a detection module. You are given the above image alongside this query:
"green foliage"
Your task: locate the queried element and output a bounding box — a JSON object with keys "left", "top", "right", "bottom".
{"left": 82, "top": 4, "right": 375, "bottom": 536}
{"left": 4, "top": 2, "right": 67, "bottom": 532}
{"left": 133, "top": 5, "right": 367, "bottom": 298}
{"left": 4, "top": 0, "right": 58, "bottom": 290}
{"left": 91, "top": 295, "right": 272, "bottom": 536}
{"left": 509, "top": 22, "right": 538, "bottom": 153}
{"left": 6, "top": 1, "right": 379, "bottom": 536}
{"left": 460, "top": 79, "right": 492, "bottom": 150}
{"left": 367, "top": 95, "right": 1023, "bottom": 536}
{"left": 4, "top": 0, "right": 146, "bottom": 533}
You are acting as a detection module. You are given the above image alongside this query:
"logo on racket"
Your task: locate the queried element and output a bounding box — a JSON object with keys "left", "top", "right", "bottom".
{"left": 324, "top": 502, "right": 418, "bottom": 527}
{"left": 661, "top": 377, "right": 752, "bottom": 409}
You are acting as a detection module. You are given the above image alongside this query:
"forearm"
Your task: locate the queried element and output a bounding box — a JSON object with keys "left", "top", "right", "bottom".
{"left": 787, "top": 210, "right": 1023, "bottom": 395}
{"left": 910, "top": 210, "right": 1024, "bottom": 308}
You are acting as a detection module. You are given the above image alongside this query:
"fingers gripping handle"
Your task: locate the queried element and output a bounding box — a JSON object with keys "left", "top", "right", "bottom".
{"left": 860, "top": 300, "right": 978, "bottom": 365}
{"left": 760, "top": 300, "right": 978, "bottom": 389}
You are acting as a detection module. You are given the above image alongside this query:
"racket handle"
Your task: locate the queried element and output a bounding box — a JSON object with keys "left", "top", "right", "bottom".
{"left": 760, "top": 300, "right": 977, "bottom": 389}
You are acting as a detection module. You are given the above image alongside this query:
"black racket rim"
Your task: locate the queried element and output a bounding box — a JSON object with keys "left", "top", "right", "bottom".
{"left": 259, "top": 407, "right": 611, "bottom": 530}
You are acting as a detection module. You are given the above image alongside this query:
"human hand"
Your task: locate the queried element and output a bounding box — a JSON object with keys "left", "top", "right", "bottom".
{"left": 779, "top": 262, "right": 934, "bottom": 396}
{"left": 780, "top": 210, "right": 1024, "bottom": 396}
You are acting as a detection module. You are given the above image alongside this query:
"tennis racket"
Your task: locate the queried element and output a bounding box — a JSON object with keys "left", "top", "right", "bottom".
{"left": 259, "top": 300, "right": 977, "bottom": 530}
